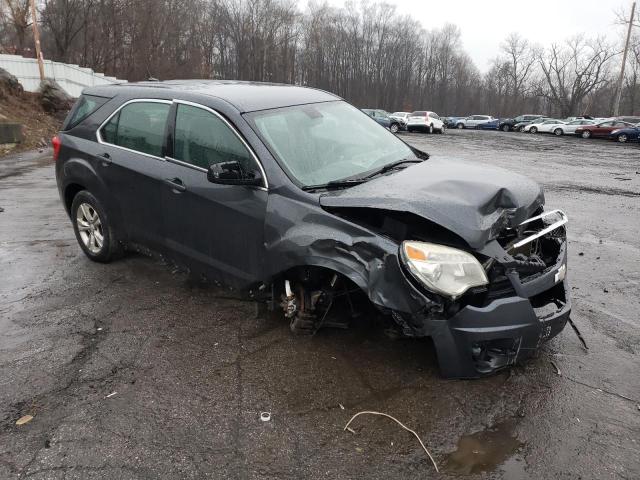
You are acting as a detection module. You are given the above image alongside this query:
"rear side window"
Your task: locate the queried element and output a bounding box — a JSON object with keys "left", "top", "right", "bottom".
{"left": 173, "top": 104, "right": 256, "bottom": 173}
{"left": 100, "top": 101, "right": 170, "bottom": 157}
{"left": 65, "top": 95, "right": 108, "bottom": 129}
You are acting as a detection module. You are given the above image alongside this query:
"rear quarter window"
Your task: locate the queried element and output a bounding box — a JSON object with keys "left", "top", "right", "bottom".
{"left": 63, "top": 94, "right": 109, "bottom": 130}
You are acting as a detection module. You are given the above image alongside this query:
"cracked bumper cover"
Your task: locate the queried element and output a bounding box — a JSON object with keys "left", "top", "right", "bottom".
{"left": 400, "top": 241, "right": 570, "bottom": 379}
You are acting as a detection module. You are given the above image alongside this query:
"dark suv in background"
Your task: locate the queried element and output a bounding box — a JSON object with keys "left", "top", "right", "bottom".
{"left": 54, "top": 80, "right": 571, "bottom": 378}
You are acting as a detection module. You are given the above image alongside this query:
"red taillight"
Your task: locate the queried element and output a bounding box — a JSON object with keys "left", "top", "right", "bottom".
{"left": 52, "top": 135, "right": 61, "bottom": 161}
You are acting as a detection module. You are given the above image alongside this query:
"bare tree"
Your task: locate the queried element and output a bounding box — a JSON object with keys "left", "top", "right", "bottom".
{"left": 3, "top": 0, "right": 31, "bottom": 53}
{"left": 538, "top": 36, "right": 616, "bottom": 117}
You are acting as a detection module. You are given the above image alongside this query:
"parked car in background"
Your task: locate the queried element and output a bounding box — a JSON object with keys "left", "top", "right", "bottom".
{"left": 406, "top": 111, "right": 445, "bottom": 133}
{"left": 444, "top": 116, "right": 464, "bottom": 128}
{"left": 362, "top": 109, "right": 403, "bottom": 133}
{"left": 513, "top": 117, "right": 546, "bottom": 132}
{"left": 455, "top": 115, "right": 494, "bottom": 129}
{"left": 499, "top": 114, "right": 542, "bottom": 132}
{"left": 523, "top": 119, "right": 564, "bottom": 133}
{"left": 608, "top": 123, "right": 640, "bottom": 143}
{"left": 477, "top": 118, "right": 502, "bottom": 130}
{"left": 615, "top": 116, "right": 640, "bottom": 125}
{"left": 390, "top": 112, "right": 410, "bottom": 130}
{"left": 575, "top": 120, "right": 634, "bottom": 139}
{"left": 548, "top": 119, "right": 595, "bottom": 136}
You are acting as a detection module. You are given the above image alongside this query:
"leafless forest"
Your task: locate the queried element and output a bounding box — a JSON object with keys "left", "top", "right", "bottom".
{"left": 1, "top": 0, "right": 640, "bottom": 116}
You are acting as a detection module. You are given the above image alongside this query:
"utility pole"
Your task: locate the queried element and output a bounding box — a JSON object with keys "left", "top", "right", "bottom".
{"left": 613, "top": 1, "right": 637, "bottom": 117}
{"left": 29, "top": 0, "right": 45, "bottom": 82}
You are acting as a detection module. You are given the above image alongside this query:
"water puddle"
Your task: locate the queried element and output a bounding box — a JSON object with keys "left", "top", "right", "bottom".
{"left": 444, "top": 420, "right": 527, "bottom": 476}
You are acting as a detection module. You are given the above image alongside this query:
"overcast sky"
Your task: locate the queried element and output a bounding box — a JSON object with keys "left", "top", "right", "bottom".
{"left": 322, "top": 0, "right": 632, "bottom": 71}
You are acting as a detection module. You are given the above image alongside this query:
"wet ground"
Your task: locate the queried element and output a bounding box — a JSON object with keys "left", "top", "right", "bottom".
{"left": 1, "top": 129, "right": 639, "bottom": 479}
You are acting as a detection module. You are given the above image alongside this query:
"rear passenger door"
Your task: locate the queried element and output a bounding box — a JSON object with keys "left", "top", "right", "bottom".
{"left": 97, "top": 99, "right": 172, "bottom": 247}
{"left": 162, "top": 101, "right": 268, "bottom": 287}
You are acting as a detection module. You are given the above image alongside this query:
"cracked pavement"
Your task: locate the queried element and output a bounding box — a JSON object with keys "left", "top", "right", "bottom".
{"left": 1, "top": 130, "right": 639, "bottom": 479}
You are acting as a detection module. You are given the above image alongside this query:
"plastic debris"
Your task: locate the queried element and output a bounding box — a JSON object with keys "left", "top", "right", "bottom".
{"left": 550, "top": 361, "right": 561, "bottom": 376}
{"left": 16, "top": 415, "right": 33, "bottom": 425}
{"left": 344, "top": 411, "right": 439, "bottom": 472}
{"left": 260, "top": 412, "right": 271, "bottom": 422}
{"left": 105, "top": 392, "right": 117, "bottom": 398}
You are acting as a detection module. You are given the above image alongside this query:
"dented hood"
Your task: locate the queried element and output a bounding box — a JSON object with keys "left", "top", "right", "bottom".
{"left": 319, "top": 158, "right": 544, "bottom": 249}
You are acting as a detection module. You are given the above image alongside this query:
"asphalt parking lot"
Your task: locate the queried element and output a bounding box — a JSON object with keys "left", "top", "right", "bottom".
{"left": 1, "top": 130, "right": 639, "bottom": 479}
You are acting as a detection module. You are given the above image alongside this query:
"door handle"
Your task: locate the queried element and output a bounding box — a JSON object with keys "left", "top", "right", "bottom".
{"left": 97, "top": 152, "right": 111, "bottom": 166}
{"left": 165, "top": 178, "right": 187, "bottom": 193}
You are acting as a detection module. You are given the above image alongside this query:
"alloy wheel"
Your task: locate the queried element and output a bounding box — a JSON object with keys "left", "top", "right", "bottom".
{"left": 618, "top": 134, "right": 628, "bottom": 143}
{"left": 390, "top": 123, "right": 399, "bottom": 133}
{"left": 76, "top": 202, "right": 104, "bottom": 254}
{"left": 554, "top": 128, "right": 563, "bottom": 136}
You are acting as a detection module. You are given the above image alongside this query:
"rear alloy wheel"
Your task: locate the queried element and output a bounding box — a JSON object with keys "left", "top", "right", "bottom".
{"left": 389, "top": 123, "right": 399, "bottom": 134}
{"left": 581, "top": 130, "right": 591, "bottom": 139}
{"left": 71, "top": 190, "right": 122, "bottom": 263}
{"left": 502, "top": 124, "right": 510, "bottom": 132}
{"left": 554, "top": 128, "right": 563, "bottom": 136}
{"left": 617, "top": 134, "right": 628, "bottom": 143}
{"left": 530, "top": 126, "right": 538, "bottom": 133}
{"left": 456, "top": 123, "right": 464, "bottom": 129}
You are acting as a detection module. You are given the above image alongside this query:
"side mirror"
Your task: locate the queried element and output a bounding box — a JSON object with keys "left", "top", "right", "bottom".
{"left": 207, "top": 161, "right": 263, "bottom": 187}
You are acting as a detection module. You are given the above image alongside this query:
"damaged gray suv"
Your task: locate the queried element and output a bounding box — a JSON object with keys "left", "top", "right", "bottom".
{"left": 54, "top": 81, "right": 570, "bottom": 378}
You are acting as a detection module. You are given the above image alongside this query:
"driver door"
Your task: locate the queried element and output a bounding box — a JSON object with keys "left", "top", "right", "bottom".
{"left": 161, "top": 101, "right": 268, "bottom": 288}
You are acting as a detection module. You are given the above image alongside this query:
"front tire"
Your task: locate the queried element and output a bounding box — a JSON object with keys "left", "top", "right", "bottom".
{"left": 428, "top": 124, "right": 434, "bottom": 134}
{"left": 439, "top": 125, "right": 446, "bottom": 134}
{"left": 581, "top": 130, "right": 591, "bottom": 139}
{"left": 71, "top": 190, "right": 122, "bottom": 263}
{"left": 390, "top": 123, "right": 399, "bottom": 134}
{"left": 456, "top": 123, "right": 464, "bottom": 129}
{"left": 617, "top": 134, "right": 628, "bottom": 143}
{"left": 530, "top": 126, "right": 538, "bottom": 133}
{"left": 502, "top": 124, "right": 510, "bottom": 132}
{"left": 518, "top": 126, "right": 526, "bottom": 132}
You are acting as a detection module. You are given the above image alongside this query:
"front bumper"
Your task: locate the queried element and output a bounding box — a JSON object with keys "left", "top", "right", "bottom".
{"left": 398, "top": 214, "right": 571, "bottom": 378}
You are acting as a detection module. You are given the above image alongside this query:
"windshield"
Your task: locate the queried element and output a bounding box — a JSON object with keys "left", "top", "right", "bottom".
{"left": 249, "top": 101, "right": 415, "bottom": 187}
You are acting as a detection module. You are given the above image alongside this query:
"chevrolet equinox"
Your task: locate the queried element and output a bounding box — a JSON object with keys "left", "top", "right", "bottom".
{"left": 54, "top": 81, "right": 570, "bottom": 378}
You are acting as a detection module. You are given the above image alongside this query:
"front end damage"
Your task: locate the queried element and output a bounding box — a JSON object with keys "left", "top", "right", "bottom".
{"left": 265, "top": 159, "right": 571, "bottom": 378}
{"left": 407, "top": 210, "right": 571, "bottom": 378}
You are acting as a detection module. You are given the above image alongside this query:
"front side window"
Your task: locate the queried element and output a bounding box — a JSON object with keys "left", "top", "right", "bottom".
{"left": 249, "top": 101, "right": 415, "bottom": 187}
{"left": 100, "top": 101, "right": 170, "bottom": 157}
{"left": 173, "top": 104, "right": 257, "bottom": 174}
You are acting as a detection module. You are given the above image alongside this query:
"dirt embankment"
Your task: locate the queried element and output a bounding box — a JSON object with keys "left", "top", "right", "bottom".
{"left": 0, "top": 71, "right": 67, "bottom": 156}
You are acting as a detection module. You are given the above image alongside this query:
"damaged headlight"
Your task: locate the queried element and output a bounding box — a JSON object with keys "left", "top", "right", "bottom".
{"left": 401, "top": 241, "right": 488, "bottom": 299}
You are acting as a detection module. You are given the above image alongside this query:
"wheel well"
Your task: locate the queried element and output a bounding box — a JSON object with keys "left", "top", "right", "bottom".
{"left": 64, "top": 183, "right": 85, "bottom": 213}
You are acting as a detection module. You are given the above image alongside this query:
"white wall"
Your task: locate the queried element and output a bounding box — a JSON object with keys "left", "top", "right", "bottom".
{"left": 0, "top": 54, "right": 125, "bottom": 98}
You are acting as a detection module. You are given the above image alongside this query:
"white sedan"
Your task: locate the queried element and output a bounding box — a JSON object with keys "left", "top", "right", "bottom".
{"left": 524, "top": 119, "right": 564, "bottom": 133}
{"left": 547, "top": 119, "right": 595, "bottom": 136}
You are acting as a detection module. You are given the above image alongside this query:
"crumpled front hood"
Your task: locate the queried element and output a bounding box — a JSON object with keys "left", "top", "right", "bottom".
{"left": 319, "top": 158, "right": 544, "bottom": 249}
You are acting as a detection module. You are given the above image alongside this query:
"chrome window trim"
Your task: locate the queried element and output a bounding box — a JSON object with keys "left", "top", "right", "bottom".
{"left": 95, "top": 98, "right": 173, "bottom": 161}
{"left": 165, "top": 155, "right": 207, "bottom": 173}
{"left": 510, "top": 209, "right": 568, "bottom": 250}
{"left": 172, "top": 99, "right": 269, "bottom": 190}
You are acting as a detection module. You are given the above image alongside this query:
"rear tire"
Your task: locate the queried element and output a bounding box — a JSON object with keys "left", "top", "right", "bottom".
{"left": 439, "top": 125, "right": 446, "bottom": 134}
{"left": 554, "top": 128, "right": 563, "bottom": 136}
{"left": 456, "top": 123, "right": 464, "bottom": 129}
{"left": 71, "top": 190, "right": 122, "bottom": 263}
{"left": 390, "top": 123, "right": 399, "bottom": 134}
{"left": 581, "top": 130, "right": 591, "bottom": 139}
{"left": 502, "top": 124, "right": 510, "bottom": 132}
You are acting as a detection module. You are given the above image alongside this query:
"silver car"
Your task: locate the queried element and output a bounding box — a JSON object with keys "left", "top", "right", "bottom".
{"left": 456, "top": 115, "right": 494, "bottom": 129}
